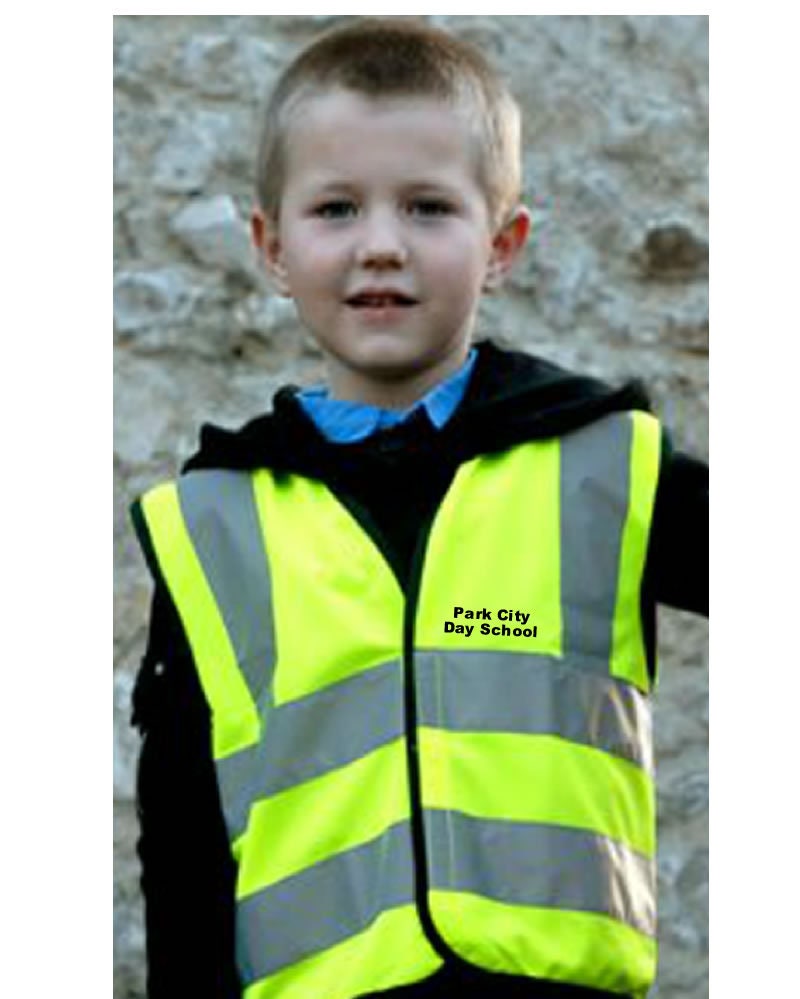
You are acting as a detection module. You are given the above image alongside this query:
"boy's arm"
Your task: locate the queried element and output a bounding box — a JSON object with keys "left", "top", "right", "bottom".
{"left": 132, "top": 585, "right": 241, "bottom": 999}
{"left": 648, "top": 433, "right": 709, "bottom": 616}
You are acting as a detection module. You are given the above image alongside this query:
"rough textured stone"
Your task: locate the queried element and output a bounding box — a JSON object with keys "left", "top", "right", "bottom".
{"left": 113, "top": 268, "right": 196, "bottom": 335}
{"left": 233, "top": 293, "right": 299, "bottom": 337}
{"left": 152, "top": 114, "right": 227, "bottom": 193}
{"left": 661, "top": 770, "right": 709, "bottom": 823}
{"left": 175, "top": 34, "right": 280, "bottom": 101}
{"left": 169, "top": 194, "right": 261, "bottom": 283}
{"left": 114, "top": 16, "right": 708, "bottom": 999}
{"left": 634, "top": 223, "right": 709, "bottom": 281}
{"left": 114, "top": 669, "right": 138, "bottom": 802}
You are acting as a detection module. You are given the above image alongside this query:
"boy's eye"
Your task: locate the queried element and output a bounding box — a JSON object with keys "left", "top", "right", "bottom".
{"left": 408, "top": 198, "right": 454, "bottom": 218}
{"left": 313, "top": 200, "right": 357, "bottom": 220}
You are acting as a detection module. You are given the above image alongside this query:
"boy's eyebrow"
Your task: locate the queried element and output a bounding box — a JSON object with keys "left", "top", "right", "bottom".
{"left": 291, "top": 175, "right": 357, "bottom": 195}
{"left": 402, "top": 181, "right": 464, "bottom": 198}
{"left": 400, "top": 177, "right": 458, "bottom": 189}
{"left": 297, "top": 177, "right": 466, "bottom": 198}
{"left": 302, "top": 183, "right": 352, "bottom": 197}
{"left": 285, "top": 180, "right": 356, "bottom": 207}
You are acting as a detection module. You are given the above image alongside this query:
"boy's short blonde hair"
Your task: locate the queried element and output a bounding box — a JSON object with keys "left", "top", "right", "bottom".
{"left": 255, "top": 17, "right": 522, "bottom": 229}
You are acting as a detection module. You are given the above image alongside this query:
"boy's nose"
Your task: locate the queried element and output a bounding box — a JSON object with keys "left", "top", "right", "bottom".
{"left": 354, "top": 212, "right": 408, "bottom": 268}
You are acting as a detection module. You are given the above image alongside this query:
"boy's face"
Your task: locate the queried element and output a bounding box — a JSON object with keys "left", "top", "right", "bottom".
{"left": 253, "top": 89, "right": 528, "bottom": 406}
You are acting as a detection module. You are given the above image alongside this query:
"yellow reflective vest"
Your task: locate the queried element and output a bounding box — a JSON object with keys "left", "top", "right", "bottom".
{"left": 133, "top": 409, "right": 661, "bottom": 999}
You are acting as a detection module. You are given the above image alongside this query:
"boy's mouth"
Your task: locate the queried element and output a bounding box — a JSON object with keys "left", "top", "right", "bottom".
{"left": 345, "top": 290, "right": 418, "bottom": 308}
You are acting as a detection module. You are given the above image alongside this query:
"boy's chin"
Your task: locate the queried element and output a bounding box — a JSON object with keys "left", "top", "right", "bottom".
{"left": 325, "top": 347, "right": 466, "bottom": 408}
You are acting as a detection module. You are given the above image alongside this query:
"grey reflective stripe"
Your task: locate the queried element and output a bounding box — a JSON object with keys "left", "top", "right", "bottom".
{"left": 425, "top": 810, "right": 655, "bottom": 938}
{"left": 559, "top": 413, "right": 633, "bottom": 672}
{"left": 236, "top": 821, "right": 415, "bottom": 986}
{"left": 178, "top": 471, "right": 276, "bottom": 712}
{"left": 217, "top": 659, "right": 405, "bottom": 841}
{"left": 415, "top": 650, "right": 653, "bottom": 774}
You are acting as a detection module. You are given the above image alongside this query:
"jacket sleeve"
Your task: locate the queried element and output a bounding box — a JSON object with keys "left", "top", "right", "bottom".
{"left": 132, "top": 584, "right": 242, "bottom": 999}
{"left": 647, "top": 433, "right": 709, "bottom": 617}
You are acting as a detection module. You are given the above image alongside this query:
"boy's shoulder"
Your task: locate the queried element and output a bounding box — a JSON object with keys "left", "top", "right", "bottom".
{"left": 181, "top": 386, "right": 302, "bottom": 476}
{"left": 452, "top": 340, "right": 653, "bottom": 455}
{"left": 180, "top": 340, "right": 655, "bottom": 477}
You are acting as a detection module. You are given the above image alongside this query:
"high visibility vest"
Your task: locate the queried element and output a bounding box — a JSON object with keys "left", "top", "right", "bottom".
{"left": 133, "top": 410, "right": 661, "bottom": 999}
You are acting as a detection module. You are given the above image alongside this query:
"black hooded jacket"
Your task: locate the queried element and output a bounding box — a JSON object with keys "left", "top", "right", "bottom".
{"left": 131, "top": 340, "right": 708, "bottom": 999}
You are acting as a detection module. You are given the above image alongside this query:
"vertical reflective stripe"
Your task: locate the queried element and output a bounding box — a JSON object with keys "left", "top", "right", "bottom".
{"left": 611, "top": 412, "right": 661, "bottom": 691}
{"left": 425, "top": 811, "right": 655, "bottom": 937}
{"left": 558, "top": 413, "right": 633, "bottom": 671}
{"left": 178, "top": 471, "right": 276, "bottom": 715}
{"left": 139, "top": 482, "right": 260, "bottom": 758}
{"left": 236, "top": 822, "right": 416, "bottom": 984}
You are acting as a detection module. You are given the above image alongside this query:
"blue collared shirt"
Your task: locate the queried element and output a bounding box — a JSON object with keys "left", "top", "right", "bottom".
{"left": 297, "top": 349, "right": 478, "bottom": 443}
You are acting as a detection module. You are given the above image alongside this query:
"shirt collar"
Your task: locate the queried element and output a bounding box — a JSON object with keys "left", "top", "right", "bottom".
{"left": 297, "top": 348, "right": 478, "bottom": 444}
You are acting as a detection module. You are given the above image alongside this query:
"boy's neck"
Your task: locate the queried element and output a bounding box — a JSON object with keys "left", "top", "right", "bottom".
{"left": 325, "top": 347, "right": 472, "bottom": 411}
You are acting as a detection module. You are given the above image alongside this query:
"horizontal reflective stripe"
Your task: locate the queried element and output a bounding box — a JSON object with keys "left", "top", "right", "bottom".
{"left": 236, "top": 822, "right": 415, "bottom": 986}
{"left": 241, "top": 906, "right": 441, "bottom": 999}
{"left": 220, "top": 646, "right": 652, "bottom": 846}
{"left": 559, "top": 413, "right": 633, "bottom": 671}
{"left": 418, "top": 728, "right": 656, "bottom": 857}
{"left": 217, "top": 659, "right": 405, "bottom": 842}
{"left": 234, "top": 739, "right": 411, "bottom": 896}
{"left": 178, "top": 470, "right": 276, "bottom": 715}
{"left": 415, "top": 650, "right": 653, "bottom": 774}
{"left": 426, "top": 810, "right": 655, "bottom": 938}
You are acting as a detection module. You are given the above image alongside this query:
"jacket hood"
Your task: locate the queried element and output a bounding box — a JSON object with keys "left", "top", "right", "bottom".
{"left": 183, "top": 338, "right": 652, "bottom": 475}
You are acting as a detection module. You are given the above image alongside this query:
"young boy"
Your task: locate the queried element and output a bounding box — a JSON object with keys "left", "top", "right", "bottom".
{"left": 131, "top": 18, "right": 708, "bottom": 999}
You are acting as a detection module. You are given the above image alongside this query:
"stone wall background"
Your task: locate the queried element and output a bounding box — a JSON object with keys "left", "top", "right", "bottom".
{"left": 114, "top": 15, "right": 708, "bottom": 999}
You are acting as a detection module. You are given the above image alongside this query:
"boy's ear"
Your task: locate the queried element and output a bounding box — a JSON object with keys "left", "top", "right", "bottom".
{"left": 251, "top": 207, "right": 291, "bottom": 297}
{"left": 484, "top": 205, "right": 531, "bottom": 293}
